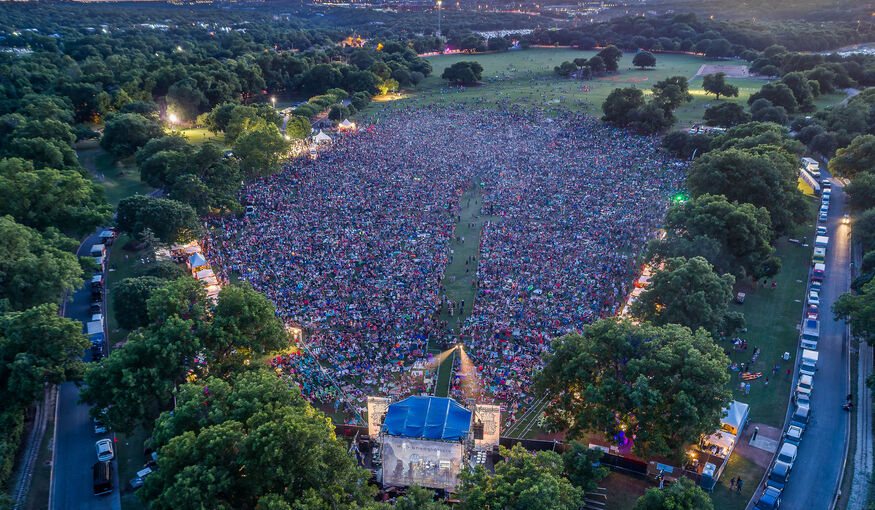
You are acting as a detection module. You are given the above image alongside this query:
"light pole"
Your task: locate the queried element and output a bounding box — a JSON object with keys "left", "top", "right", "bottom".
{"left": 168, "top": 113, "right": 178, "bottom": 131}
{"left": 437, "top": 0, "right": 442, "bottom": 38}
{"left": 271, "top": 95, "right": 277, "bottom": 108}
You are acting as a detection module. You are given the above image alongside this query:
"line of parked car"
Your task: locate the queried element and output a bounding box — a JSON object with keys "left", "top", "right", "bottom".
{"left": 755, "top": 180, "right": 834, "bottom": 510}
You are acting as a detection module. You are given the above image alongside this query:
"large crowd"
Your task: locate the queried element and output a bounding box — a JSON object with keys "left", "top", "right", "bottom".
{"left": 207, "top": 105, "right": 686, "bottom": 426}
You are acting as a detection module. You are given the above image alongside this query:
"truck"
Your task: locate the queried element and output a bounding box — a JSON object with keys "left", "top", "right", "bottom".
{"left": 815, "top": 236, "right": 829, "bottom": 250}
{"left": 800, "top": 349, "right": 819, "bottom": 376}
{"left": 802, "top": 157, "right": 820, "bottom": 178}
{"left": 801, "top": 318, "right": 820, "bottom": 350}
{"left": 86, "top": 320, "right": 105, "bottom": 346}
{"left": 90, "top": 244, "right": 106, "bottom": 258}
{"left": 812, "top": 247, "right": 826, "bottom": 265}
{"left": 812, "top": 263, "right": 826, "bottom": 282}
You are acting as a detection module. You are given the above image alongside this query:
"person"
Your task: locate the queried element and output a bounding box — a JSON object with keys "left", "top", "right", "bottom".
{"left": 729, "top": 477, "right": 735, "bottom": 489}
{"left": 736, "top": 478, "right": 743, "bottom": 493}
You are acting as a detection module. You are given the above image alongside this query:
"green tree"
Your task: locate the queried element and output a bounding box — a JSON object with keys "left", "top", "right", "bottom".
{"left": 233, "top": 119, "right": 289, "bottom": 177}
{"left": 394, "top": 486, "right": 444, "bottom": 510}
{"left": 632, "top": 51, "right": 657, "bottom": 69}
{"left": 845, "top": 174, "right": 875, "bottom": 213}
{"left": 648, "top": 194, "right": 778, "bottom": 279}
{"left": 112, "top": 276, "right": 167, "bottom": 331}
{"left": 457, "top": 444, "right": 584, "bottom": 510}
{"left": 554, "top": 61, "right": 578, "bottom": 77}
{"left": 631, "top": 256, "right": 740, "bottom": 335}
{"left": 141, "top": 369, "right": 375, "bottom": 509}
{"left": 748, "top": 82, "right": 798, "bottom": 112}
{"left": 0, "top": 303, "right": 89, "bottom": 410}
{"left": 116, "top": 195, "right": 201, "bottom": 245}
{"left": 536, "top": 319, "right": 730, "bottom": 457}
{"left": 596, "top": 45, "right": 623, "bottom": 73}
{"left": 686, "top": 146, "right": 806, "bottom": 234}
{"left": 633, "top": 478, "right": 713, "bottom": 510}
{"left": 562, "top": 441, "right": 608, "bottom": 492}
{"left": 0, "top": 157, "right": 111, "bottom": 236}
{"left": 100, "top": 113, "right": 165, "bottom": 160}
{"left": 631, "top": 101, "right": 674, "bottom": 134}
{"left": 285, "top": 114, "right": 311, "bottom": 139}
{"left": 702, "top": 73, "right": 739, "bottom": 100}
{"left": 829, "top": 135, "right": 875, "bottom": 179}
{"left": 651, "top": 76, "right": 692, "bottom": 112}
{"left": 853, "top": 209, "right": 875, "bottom": 253}
{"left": 207, "top": 282, "right": 288, "bottom": 369}
{"left": 835, "top": 279, "right": 875, "bottom": 346}
{"left": 441, "top": 61, "right": 484, "bottom": 84}
{"left": 0, "top": 216, "right": 83, "bottom": 311}
{"left": 602, "top": 88, "right": 645, "bottom": 127}
{"left": 703, "top": 102, "right": 751, "bottom": 127}
{"left": 138, "top": 261, "right": 189, "bottom": 280}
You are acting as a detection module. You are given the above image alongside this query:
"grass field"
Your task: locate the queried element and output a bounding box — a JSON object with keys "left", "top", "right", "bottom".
{"left": 117, "top": 427, "right": 148, "bottom": 510}
{"left": 178, "top": 127, "right": 226, "bottom": 147}
{"left": 362, "top": 48, "right": 847, "bottom": 128}
{"left": 76, "top": 142, "right": 153, "bottom": 207}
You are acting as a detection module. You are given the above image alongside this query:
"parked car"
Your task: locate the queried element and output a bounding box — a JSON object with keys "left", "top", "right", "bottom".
{"left": 93, "top": 461, "right": 113, "bottom": 496}
{"left": 95, "top": 438, "right": 114, "bottom": 462}
{"left": 756, "top": 486, "right": 783, "bottom": 510}
{"left": 810, "top": 280, "right": 822, "bottom": 294}
{"left": 808, "top": 291, "right": 820, "bottom": 306}
{"left": 767, "top": 460, "right": 792, "bottom": 491}
{"left": 796, "top": 374, "right": 814, "bottom": 397}
{"left": 777, "top": 443, "right": 798, "bottom": 469}
{"left": 816, "top": 225, "right": 827, "bottom": 236}
{"left": 806, "top": 304, "right": 819, "bottom": 320}
{"left": 784, "top": 425, "right": 803, "bottom": 446}
{"left": 93, "top": 418, "right": 107, "bottom": 435}
{"left": 794, "top": 391, "right": 811, "bottom": 407}
{"left": 819, "top": 211, "right": 828, "bottom": 222}
{"left": 790, "top": 404, "right": 810, "bottom": 431}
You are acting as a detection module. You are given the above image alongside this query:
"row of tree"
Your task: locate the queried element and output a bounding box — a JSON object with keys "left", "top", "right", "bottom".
{"left": 601, "top": 75, "right": 694, "bottom": 134}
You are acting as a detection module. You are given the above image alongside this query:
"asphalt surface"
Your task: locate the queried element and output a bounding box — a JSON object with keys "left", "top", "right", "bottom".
{"left": 51, "top": 230, "right": 120, "bottom": 510}
{"left": 776, "top": 174, "right": 851, "bottom": 509}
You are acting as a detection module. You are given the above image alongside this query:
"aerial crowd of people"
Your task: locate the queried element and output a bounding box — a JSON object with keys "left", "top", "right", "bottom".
{"left": 206, "top": 104, "right": 686, "bottom": 426}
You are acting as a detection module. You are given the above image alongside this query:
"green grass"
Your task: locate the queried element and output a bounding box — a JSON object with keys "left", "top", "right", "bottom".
{"left": 432, "top": 185, "right": 499, "bottom": 397}
{"left": 117, "top": 427, "right": 148, "bottom": 510}
{"left": 177, "top": 128, "right": 225, "bottom": 147}
{"left": 812, "top": 91, "right": 849, "bottom": 111}
{"left": 725, "top": 215, "right": 814, "bottom": 427}
{"left": 105, "top": 235, "right": 151, "bottom": 346}
{"left": 602, "top": 471, "right": 654, "bottom": 510}
{"left": 77, "top": 142, "right": 153, "bottom": 207}
{"left": 712, "top": 454, "right": 764, "bottom": 510}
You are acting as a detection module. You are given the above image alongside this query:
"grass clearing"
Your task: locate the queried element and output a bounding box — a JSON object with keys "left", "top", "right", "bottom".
{"left": 177, "top": 127, "right": 226, "bottom": 147}
{"left": 602, "top": 471, "right": 654, "bottom": 510}
{"left": 77, "top": 143, "right": 153, "bottom": 207}
{"left": 712, "top": 454, "right": 763, "bottom": 510}
{"left": 725, "top": 214, "right": 814, "bottom": 427}
{"left": 105, "top": 235, "right": 151, "bottom": 346}
{"left": 117, "top": 427, "right": 149, "bottom": 510}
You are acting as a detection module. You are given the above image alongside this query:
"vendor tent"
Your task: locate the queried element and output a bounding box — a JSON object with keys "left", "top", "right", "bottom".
{"left": 382, "top": 396, "right": 471, "bottom": 441}
{"left": 188, "top": 253, "right": 208, "bottom": 271}
{"left": 338, "top": 119, "right": 355, "bottom": 130}
{"left": 313, "top": 130, "right": 332, "bottom": 144}
{"left": 720, "top": 401, "right": 749, "bottom": 436}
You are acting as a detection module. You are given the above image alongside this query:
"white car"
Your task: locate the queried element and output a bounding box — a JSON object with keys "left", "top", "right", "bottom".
{"left": 796, "top": 374, "right": 814, "bottom": 397}
{"left": 819, "top": 211, "right": 828, "bottom": 222}
{"left": 816, "top": 225, "right": 827, "bottom": 236}
{"left": 95, "top": 438, "right": 114, "bottom": 462}
{"left": 808, "top": 291, "right": 820, "bottom": 306}
{"left": 842, "top": 214, "right": 851, "bottom": 225}
{"left": 784, "top": 424, "right": 803, "bottom": 446}
{"left": 777, "top": 442, "right": 798, "bottom": 469}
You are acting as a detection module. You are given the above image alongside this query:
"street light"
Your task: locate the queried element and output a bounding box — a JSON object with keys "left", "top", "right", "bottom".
{"left": 437, "top": 0, "right": 442, "bottom": 38}
{"left": 168, "top": 113, "right": 178, "bottom": 130}
{"left": 271, "top": 96, "right": 277, "bottom": 108}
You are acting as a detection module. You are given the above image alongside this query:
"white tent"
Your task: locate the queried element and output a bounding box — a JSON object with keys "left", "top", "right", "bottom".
{"left": 313, "top": 130, "right": 332, "bottom": 143}
{"left": 338, "top": 119, "right": 355, "bottom": 130}
{"left": 195, "top": 268, "right": 215, "bottom": 280}
{"left": 720, "top": 401, "right": 750, "bottom": 436}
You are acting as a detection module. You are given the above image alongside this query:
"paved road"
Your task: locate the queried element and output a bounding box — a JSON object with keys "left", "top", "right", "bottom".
{"left": 778, "top": 174, "right": 851, "bottom": 508}
{"left": 51, "top": 231, "right": 120, "bottom": 510}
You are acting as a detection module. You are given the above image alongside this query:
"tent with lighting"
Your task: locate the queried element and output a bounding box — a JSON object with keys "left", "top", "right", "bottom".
{"left": 338, "top": 119, "right": 356, "bottom": 130}
{"left": 313, "top": 130, "right": 332, "bottom": 144}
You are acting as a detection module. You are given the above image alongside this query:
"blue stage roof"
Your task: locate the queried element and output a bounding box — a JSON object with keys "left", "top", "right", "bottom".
{"left": 382, "top": 396, "right": 471, "bottom": 441}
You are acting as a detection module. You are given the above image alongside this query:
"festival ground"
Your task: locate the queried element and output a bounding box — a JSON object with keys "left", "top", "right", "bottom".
{"left": 363, "top": 47, "right": 848, "bottom": 128}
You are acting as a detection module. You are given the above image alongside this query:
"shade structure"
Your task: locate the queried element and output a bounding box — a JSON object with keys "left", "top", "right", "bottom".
{"left": 721, "top": 401, "right": 749, "bottom": 436}
{"left": 188, "top": 253, "right": 207, "bottom": 269}
{"left": 313, "top": 130, "right": 332, "bottom": 143}
{"left": 382, "top": 396, "right": 471, "bottom": 441}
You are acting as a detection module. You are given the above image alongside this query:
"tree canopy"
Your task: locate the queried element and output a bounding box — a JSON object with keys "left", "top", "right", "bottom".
{"left": 633, "top": 51, "right": 657, "bottom": 69}
{"left": 457, "top": 443, "right": 585, "bottom": 510}
{"left": 116, "top": 195, "right": 201, "bottom": 245}
{"left": 633, "top": 478, "right": 713, "bottom": 510}
{"left": 702, "top": 73, "right": 739, "bottom": 100}
{"left": 536, "top": 319, "right": 731, "bottom": 457}
{"left": 100, "top": 113, "right": 165, "bottom": 160}
{"left": 829, "top": 135, "right": 875, "bottom": 178}
{"left": 441, "top": 61, "right": 484, "bottom": 84}
{"left": 631, "top": 256, "right": 742, "bottom": 336}
{"left": 647, "top": 193, "right": 778, "bottom": 279}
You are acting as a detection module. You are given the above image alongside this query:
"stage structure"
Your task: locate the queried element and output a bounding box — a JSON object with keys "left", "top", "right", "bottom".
{"left": 373, "top": 396, "right": 495, "bottom": 491}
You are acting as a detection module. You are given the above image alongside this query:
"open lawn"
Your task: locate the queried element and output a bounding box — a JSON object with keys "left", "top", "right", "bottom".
{"left": 362, "top": 48, "right": 846, "bottom": 129}
{"left": 712, "top": 454, "right": 763, "bottom": 510}
{"left": 105, "top": 235, "right": 152, "bottom": 346}
{"left": 117, "top": 427, "right": 149, "bottom": 510}
{"left": 726, "top": 212, "right": 815, "bottom": 427}
{"left": 177, "top": 127, "right": 225, "bottom": 147}
{"left": 76, "top": 142, "right": 153, "bottom": 207}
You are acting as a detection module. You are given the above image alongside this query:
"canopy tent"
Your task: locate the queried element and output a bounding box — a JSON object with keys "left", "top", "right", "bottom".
{"left": 195, "top": 268, "right": 215, "bottom": 280}
{"left": 313, "top": 130, "right": 332, "bottom": 143}
{"left": 189, "top": 253, "right": 208, "bottom": 270}
{"left": 338, "top": 119, "right": 356, "bottom": 130}
{"left": 382, "top": 396, "right": 471, "bottom": 441}
{"left": 720, "top": 401, "right": 749, "bottom": 436}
